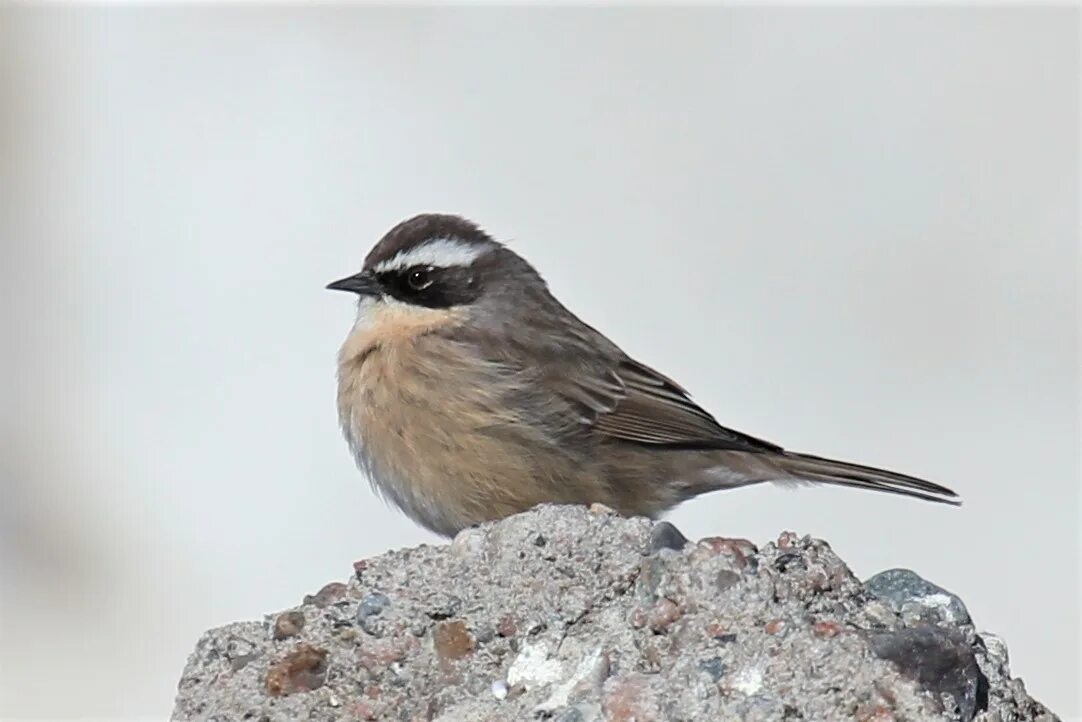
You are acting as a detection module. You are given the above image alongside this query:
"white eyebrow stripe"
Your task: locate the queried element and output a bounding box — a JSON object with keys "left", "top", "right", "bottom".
{"left": 374, "top": 238, "right": 488, "bottom": 273}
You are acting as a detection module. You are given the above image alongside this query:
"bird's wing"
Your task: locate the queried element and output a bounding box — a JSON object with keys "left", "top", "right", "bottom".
{"left": 579, "top": 356, "right": 783, "bottom": 453}
{"left": 457, "top": 315, "right": 781, "bottom": 454}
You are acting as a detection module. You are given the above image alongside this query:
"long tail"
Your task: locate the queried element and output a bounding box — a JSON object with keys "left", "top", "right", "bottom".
{"left": 771, "top": 451, "right": 961, "bottom": 506}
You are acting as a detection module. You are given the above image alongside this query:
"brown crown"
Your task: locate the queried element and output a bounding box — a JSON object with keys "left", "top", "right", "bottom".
{"left": 364, "top": 214, "right": 496, "bottom": 269}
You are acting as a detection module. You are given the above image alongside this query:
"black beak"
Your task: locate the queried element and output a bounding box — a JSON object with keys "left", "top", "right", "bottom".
{"left": 326, "top": 271, "right": 381, "bottom": 296}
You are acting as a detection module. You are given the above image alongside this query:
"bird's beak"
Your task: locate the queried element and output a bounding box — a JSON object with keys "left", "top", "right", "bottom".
{"left": 326, "top": 271, "right": 382, "bottom": 297}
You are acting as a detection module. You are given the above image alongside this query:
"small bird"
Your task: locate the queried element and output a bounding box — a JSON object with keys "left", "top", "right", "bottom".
{"left": 328, "top": 214, "right": 960, "bottom": 536}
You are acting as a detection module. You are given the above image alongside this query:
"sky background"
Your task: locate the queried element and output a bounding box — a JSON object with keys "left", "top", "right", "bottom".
{"left": 1, "top": 6, "right": 1078, "bottom": 720}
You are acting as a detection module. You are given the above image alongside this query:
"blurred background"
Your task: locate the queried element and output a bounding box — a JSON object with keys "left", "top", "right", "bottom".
{"left": 0, "top": 5, "right": 1078, "bottom": 721}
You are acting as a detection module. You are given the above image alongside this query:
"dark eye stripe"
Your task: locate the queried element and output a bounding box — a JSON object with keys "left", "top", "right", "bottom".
{"left": 376, "top": 265, "right": 481, "bottom": 309}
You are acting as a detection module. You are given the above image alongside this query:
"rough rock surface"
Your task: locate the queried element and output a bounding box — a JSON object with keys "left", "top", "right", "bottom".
{"left": 173, "top": 504, "right": 1059, "bottom": 722}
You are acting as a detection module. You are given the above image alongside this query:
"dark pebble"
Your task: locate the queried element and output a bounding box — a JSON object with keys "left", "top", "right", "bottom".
{"left": 782, "top": 704, "right": 804, "bottom": 719}
{"left": 717, "top": 570, "right": 741, "bottom": 592}
{"left": 230, "top": 652, "right": 260, "bottom": 672}
{"left": 648, "top": 522, "right": 690, "bottom": 554}
{"left": 715, "top": 633, "right": 738, "bottom": 644}
{"left": 473, "top": 624, "right": 495, "bottom": 644}
{"left": 533, "top": 533, "right": 548, "bottom": 547}
{"left": 698, "top": 656, "right": 726, "bottom": 681}
{"left": 774, "top": 552, "right": 805, "bottom": 573}
{"left": 553, "top": 707, "right": 584, "bottom": 722}
{"left": 426, "top": 594, "right": 463, "bottom": 620}
{"left": 357, "top": 593, "right": 391, "bottom": 626}
{"left": 865, "top": 569, "right": 970, "bottom": 626}
{"left": 869, "top": 625, "right": 981, "bottom": 721}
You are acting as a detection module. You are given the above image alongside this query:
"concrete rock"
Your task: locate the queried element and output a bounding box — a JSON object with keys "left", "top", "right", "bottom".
{"left": 172, "top": 504, "right": 1059, "bottom": 722}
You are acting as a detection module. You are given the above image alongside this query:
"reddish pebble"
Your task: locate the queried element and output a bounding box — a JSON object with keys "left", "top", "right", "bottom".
{"left": 777, "top": 531, "right": 799, "bottom": 549}
{"left": 303, "top": 582, "right": 348, "bottom": 609}
{"left": 857, "top": 705, "right": 895, "bottom": 722}
{"left": 630, "top": 608, "right": 648, "bottom": 629}
{"left": 273, "top": 611, "right": 305, "bottom": 640}
{"left": 697, "top": 537, "right": 756, "bottom": 568}
{"left": 808, "top": 570, "right": 831, "bottom": 592}
{"left": 603, "top": 673, "right": 659, "bottom": 722}
{"left": 765, "top": 619, "right": 786, "bottom": 635}
{"left": 813, "top": 621, "right": 844, "bottom": 638}
{"left": 497, "top": 614, "right": 517, "bottom": 637}
{"left": 433, "top": 620, "right": 475, "bottom": 661}
{"left": 265, "top": 644, "right": 328, "bottom": 696}
{"left": 357, "top": 639, "right": 409, "bottom": 674}
{"left": 648, "top": 599, "right": 682, "bottom": 633}
{"left": 348, "top": 701, "right": 379, "bottom": 721}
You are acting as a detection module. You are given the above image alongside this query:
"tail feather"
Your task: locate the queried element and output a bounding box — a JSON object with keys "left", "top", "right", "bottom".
{"left": 774, "top": 451, "right": 961, "bottom": 506}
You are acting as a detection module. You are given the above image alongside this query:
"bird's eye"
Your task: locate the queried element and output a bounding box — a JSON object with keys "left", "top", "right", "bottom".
{"left": 406, "top": 267, "right": 434, "bottom": 291}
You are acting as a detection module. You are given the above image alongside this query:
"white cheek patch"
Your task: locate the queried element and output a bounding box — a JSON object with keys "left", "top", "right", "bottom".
{"left": 373, "top": 238, "right": 488, "bottom": 274}
{"left": 352, "top": 295, "right": 383, "bottom": 330}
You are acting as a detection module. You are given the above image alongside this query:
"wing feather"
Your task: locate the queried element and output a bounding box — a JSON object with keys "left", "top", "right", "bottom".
{"left": 591, "top": 359, "right": 782, "bottom": 452}
{"left": 452, "top": 309, "right": 780, "bottom": 454}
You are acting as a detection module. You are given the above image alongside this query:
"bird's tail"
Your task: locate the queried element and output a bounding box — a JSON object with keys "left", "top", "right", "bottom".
{"left": 770, "top": 451, "right": 961, "bottom": 506}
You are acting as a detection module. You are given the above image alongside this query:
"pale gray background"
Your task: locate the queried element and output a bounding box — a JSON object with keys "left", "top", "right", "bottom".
{"left": 1, "top": 6, "right": 1078, "bottom": 720}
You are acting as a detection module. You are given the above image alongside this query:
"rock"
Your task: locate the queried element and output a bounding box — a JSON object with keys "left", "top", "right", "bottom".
{"left": 356, "top": 591, "right": 390, "bottom": 615}
{"left": 171, "top": 505, "right": 1059, "bottom": 722}
{"left": 869, "top": 625, "right": 981, "bottom": 721}
{"left": 264, "top": 644, "right": 328, "bottom": 697}
{"left": 355, "top": 591, "right": 392, "bottom": 636}
{"left": 602, "top": 673, "right": 661, "bottom": 722}
{"left": 506, "top": 638, "right": 564, "bottom": 690}
{"left": 647, "top": 521, "right": 689, "bottom": 553}
{"left": 433, "top": 620, "right": 475, "bottom": 662}
{"left": 302, "top": 581, "right": 348, "bottom": 609}
{"left": 813, "top": 620, "right": 844, "bottom": 638}
{"left": 449, "top": 526, "right": 485, "bottom": 558}
{"left": 553, "top": 705, "right": 589, "bottom": 722}
{"left": 647, "top": 598, "right": 682, "bottom": 633}
{"left": 865, "top": 568, "right": 971, "bottom": 626}
{"left": 496, "top": 614, "right": 517, "bottom": 638}
{"left": 271, "top": 611, "right": 305, "bottom": 640}
{"left": 698, "top": 656, "right": 726, "bottom": 681}
{"left": 425, "top": 592, "right": 463, "bottom": 620}
{"left": 535, "top": 646, "right": 610, "bottom": 713}
{"left": 695, "top": 536, "right": 757, "bottom": 570}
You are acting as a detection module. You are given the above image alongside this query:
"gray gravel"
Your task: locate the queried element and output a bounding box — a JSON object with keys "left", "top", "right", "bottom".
{"left": 172, "top": 504, "right": 1059, "bottom": 722}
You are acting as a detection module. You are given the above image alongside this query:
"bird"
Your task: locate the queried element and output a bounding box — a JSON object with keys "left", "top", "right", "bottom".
{"left": 328, "top": 213, "right": 960, "bottom": 537}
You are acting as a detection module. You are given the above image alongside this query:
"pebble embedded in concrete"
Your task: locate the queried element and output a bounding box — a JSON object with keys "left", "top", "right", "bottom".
{"left": 865, "top": 568, "right": 971, "bottom": 626}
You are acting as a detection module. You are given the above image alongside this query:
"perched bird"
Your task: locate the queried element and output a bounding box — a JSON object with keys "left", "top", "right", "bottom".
{"left": 328, "top": 214, "right": 960, "bottom": 536}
